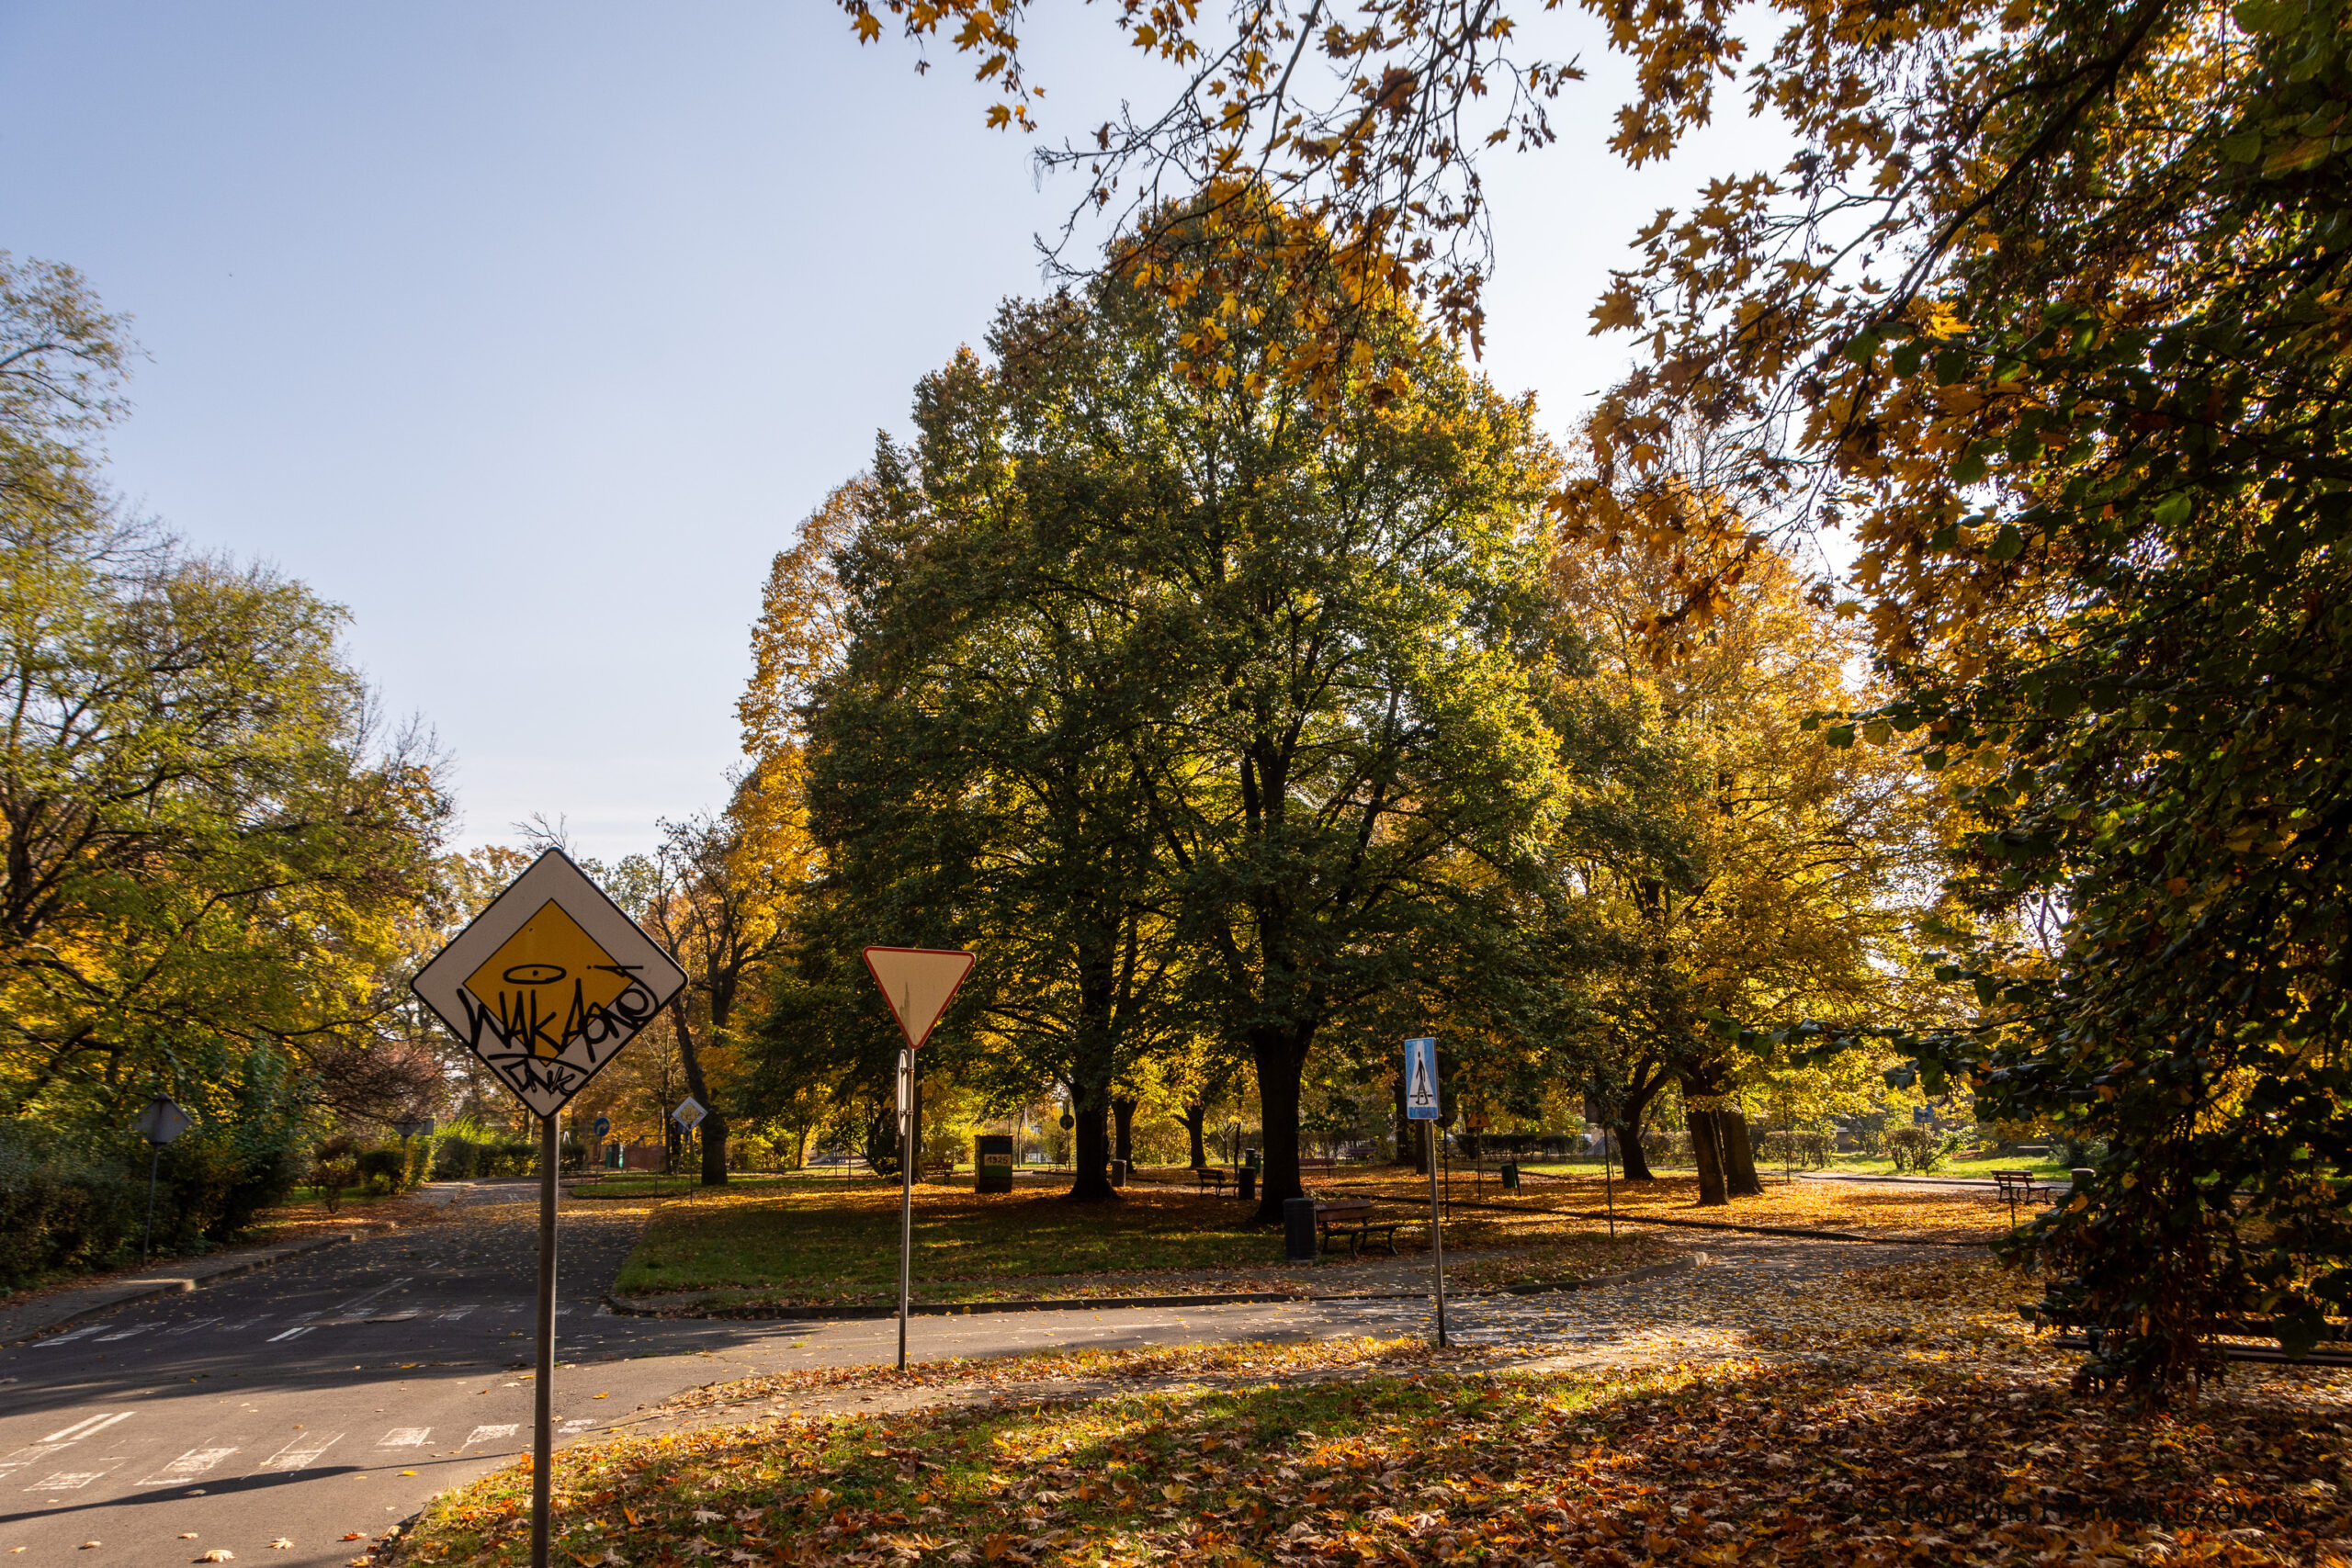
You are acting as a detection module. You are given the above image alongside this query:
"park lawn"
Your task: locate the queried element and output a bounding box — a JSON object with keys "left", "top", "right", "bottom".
{"left": 610, "top": 1179, "right": 1674, "bottom": 1308}
{"left": 391, "top": 1258, "right": 2352, "bottom": 1567}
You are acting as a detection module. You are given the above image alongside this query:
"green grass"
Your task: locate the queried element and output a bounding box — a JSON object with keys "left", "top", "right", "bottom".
{"left": 609, "top": 1176, "right": 1662, "bottom": 1307}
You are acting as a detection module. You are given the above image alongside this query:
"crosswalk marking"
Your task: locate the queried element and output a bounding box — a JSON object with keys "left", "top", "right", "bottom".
{"left": 95, "top": 1324, "right": 153, "bottom": 1342}
{"left": 25, "top": 1468, "right": 114, "bottom": 1493}
{"left": 164, "top": 1316, "right": 221, "bottom": 1335}
{"left": 31, "top": 1326, "right": 102, "bottom": 1348}
{"left": 438, "top": 1305, "right": 475, "bottom": 1320}
{"left": 256, "top": 1431, "right": 343, "bottom": 1472}
{"left": 41, "top": 1413, "right": 133, "bottom": 1445}
{"left": 139, "top": 1447, "right": 237, "bottom": 1486}
{"left": 461, "top": 1425, "right": 517, "bottom": 1447}
{"left": 266, "top": 1325, "right": 312, "bottom": 1342}
{"left": 213, "top": 1314, "right": 271, "bottom": 1332}
{"left": 0, "top": 1445, "right": 65, "bottom": 1479}
{"left": 377, "top": 1427, "right": 431, "bottom": 1447}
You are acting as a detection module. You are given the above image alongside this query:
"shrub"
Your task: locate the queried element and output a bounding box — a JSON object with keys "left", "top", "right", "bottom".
{"left": 0, "top": 1123, "right": 142, "bottom": 1291}
{"left": 355, "top": 1147, "right": 406, "bottom": 1193}
{"left": 1885, "top": 1127, "right": 1964, "bottom": 1172}
{"left": 429, "top": 1136, "right": 478, "bottom": 1180}
{"left": 1758, "top": 1130, "right": 1832, "bottom": 1169}
{"left": 403, "top": 1136, "right": 432, "bottom": 1190}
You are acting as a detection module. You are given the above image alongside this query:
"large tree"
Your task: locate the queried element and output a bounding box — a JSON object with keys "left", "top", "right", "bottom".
{"left": 0, "top": 254, "right": 453, "bottom": 1127}
{"left": 999, "top": 204, "right": 1570, "bottom": 1222}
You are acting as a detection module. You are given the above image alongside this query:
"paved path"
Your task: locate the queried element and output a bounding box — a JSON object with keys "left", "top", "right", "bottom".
{"left": 0, "top": 1187, "right": 1948, "bottom": 1565}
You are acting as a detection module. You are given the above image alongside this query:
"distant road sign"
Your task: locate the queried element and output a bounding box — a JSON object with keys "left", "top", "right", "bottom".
{"left": 411, "top": 850, "right": 685, "bottom": 1117}
{"left": 862, "top": 946, "right": 975, "bottom": 1049}
{"left": 1404, "top": 1038, "right": 1440, "bottom": 1121}
{"left": 392, "top": 1118, "right": 435, "bottom": 1140}
{"left": 593, "top": 1115, "right": 611, "bottom": 1139}
{"left": 673, "top": 1095, "right": 707, "bottom": 1132}
{"left": 133, "top": 1096, "right": 190, "bottom": 1145}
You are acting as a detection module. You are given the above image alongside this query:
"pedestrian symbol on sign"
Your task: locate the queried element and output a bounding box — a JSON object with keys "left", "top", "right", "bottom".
{"left": 1404, "top": 1037, "right": 1440, "bottom": 1121}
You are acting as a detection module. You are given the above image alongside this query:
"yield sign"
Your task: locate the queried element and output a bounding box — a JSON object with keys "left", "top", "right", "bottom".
{"left": 863, "top": 946, "right": 974, "bottom": 1049}
{"left": 413, "top": 850, "right": 686, "bottom": 1117}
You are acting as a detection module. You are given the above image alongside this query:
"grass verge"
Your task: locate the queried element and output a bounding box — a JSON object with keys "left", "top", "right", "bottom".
{"left": 611, "top": 1180, "right": 1673, "bottom": 1309}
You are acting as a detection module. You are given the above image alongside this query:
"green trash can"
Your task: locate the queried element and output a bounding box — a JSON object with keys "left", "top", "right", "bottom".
{"left": 1499, "top": 1161, "right": 1520, "bottom": 1190}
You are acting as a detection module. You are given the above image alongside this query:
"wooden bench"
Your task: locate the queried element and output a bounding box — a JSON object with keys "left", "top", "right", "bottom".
{"left": 1193, "top": 1167, "right": 1228, "bottom": 1195}
{"left": 1990, "top": 1169, "right": 2053, "bottom": 1211}
{"left": 1316, "top": 1200, "right": 1404, "bottom": 1258}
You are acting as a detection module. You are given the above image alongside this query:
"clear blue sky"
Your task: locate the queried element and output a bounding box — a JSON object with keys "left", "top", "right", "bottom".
{"left": 0, "top": 2, "right": 1791, "bottom": 862}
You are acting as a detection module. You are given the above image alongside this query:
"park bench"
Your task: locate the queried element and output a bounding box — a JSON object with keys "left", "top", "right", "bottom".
{"left": 1193, "top": 1166, "right": 1228, "bottom": 1195}
{"left": 1315, "top": 1199, "right": 1404, "bottom": 1258}
{"left": 1989, "top": 1169, "right": 2054, "bottom": 1210}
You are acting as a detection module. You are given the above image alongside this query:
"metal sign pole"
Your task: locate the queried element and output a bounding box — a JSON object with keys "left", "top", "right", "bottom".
{"left": 531, "top": 1111, "right": 558, "bottom": 1568}
{"left": 1425, "top": 1119, "right": 1447, "bottom": 1348}
{"left": 898, "top": 1047, "right": 915, "bottom": 1371}
{"left": 143, "top": 1144, "right": 161, "bottom": 1261}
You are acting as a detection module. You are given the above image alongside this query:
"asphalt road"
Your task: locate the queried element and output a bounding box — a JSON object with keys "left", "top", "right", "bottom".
{"left": 0, "top": 1182, "right": 1931, "bottom": 1566}
{"left": 0, "top": 1183, "right": 1369, "bottom": 1567}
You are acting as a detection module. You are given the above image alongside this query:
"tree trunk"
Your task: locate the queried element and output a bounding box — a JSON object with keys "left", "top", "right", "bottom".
{"left": 1717, "top": 1106, "right": 1764, "bottom": 1197}
{"left": 673, "top": 1005, "right": 728, "bottom": 1187}
{"left": 1687, "top": 1107, "right": 1729, "bottom": 1206}
{"left": 1250, "top": 1024, "right": 1311, "bottom": 1224}
{"left": 1112, "top": 1097, "right": 1136, "bottom": 1166}
{"left": 1612, "top": 1121, "right": 1656, "bottom": 1181}
{"left": 1182, "top": 1105, "right": 1207, "bottom": 1168}
{"left": 1067, "top": 1094, "right": 1117, "bottom": 1201}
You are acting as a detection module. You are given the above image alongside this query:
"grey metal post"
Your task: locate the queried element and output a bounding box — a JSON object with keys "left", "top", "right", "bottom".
{"left": 143, "top": 1144, "right": 161, "bottom": 1261}
{"left": 1425, "top": 1120, "right": 1447, "bottom": 1348}
{"left": 898, "top": 1050, "right": 916, "bottom": 1371}
{"left": 532, "top": 1111, "right": 559, "bottom": 1568}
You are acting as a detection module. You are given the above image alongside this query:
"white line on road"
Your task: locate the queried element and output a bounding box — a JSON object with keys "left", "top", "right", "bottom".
{"left": 164, "top": 1316, "right": 221, "bottom": 1335}
{"left": 256, "top": 1432, "right": 343, "bottom": 1472}
{"left": 31, "top": 1326, "right": 102, "bottom": 1348}
{"left": 0, "top": 1445, "right": 64, "bottom": 1478}
{"left": 336, "top": 1277, "right": 413, "bottom": 1314}
{"left": 377, "top": 1428, "right": 431, "bottom": 1448}
{"left": 213, "top": 1314, "right": 271, "bottom": 1332}
{"left": 94, "top": 1324, "right": 153, "bottom": 1342}
{"left": 138, "top": 1447, "right": 237, "bottom": 1486}
{"left": 267, "top": 1325, "right": 312, "bottom": 1342}
{"left": 461, "top": 1425, "right": 517, "bottom": 1447}
{"left": 438, "top": 1306, "right": 475, "bottom": 1320}
{"left": 41, "top": 1412, "right": 133, "bottom": 1444}
{"left": 25, "top": 1467, "right": 115, "bottom": 1494}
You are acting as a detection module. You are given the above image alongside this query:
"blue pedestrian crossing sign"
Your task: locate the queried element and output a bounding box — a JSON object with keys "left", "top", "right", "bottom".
{"left": 1404, "top": 1037, "right": 1440, "bottom": 1120}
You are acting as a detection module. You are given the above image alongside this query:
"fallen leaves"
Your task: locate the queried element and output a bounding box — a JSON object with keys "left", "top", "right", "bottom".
{"left": 195, "top": 1551, "right": 234, "bottom": 1563}
{"left": 385, "top": 1256, "right": 2352, "bottom": 1567}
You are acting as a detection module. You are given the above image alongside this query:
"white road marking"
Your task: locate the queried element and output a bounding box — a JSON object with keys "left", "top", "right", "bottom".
{"left": 213, "top": 1314, "right": 271, "bottom": 1332}
{"left": 0, "top": 1445, "right": 64, "bottom": 1479}
{"left": 95, "top": 1324, "right": 153, "bottom": 1342}
{"left": 438, "top": 1306, "right": 475, "bottom": 1321}
{"left": 25, "top": 1468, "right": 114, "bottom": 1493}
{"left": 139, "top": 1446, "right": 237, "bottom": 1486}
{"left": 266, "top": 1325, "right": 312, "bottom": 1342}
{"left": 32, "top": 1326, "right": 102, "bottom": 1348}
{"left": 461, "top": 1425, "right": 518, "bottom": 1446}
{"left": 41, "top": 1413, "right": 133, "bottom": 1444}
{"left": 256, "top": 1432, "right": 343, "bottom": 1472}
{"left": 336, "top": 1277, "right": 413, "bottom": 1313}
{"left": 377, "top": 1427, "right": 431, "bottom": 1447}
{"left": 164, "top": 1316, "right": 221, "bottom": 1335}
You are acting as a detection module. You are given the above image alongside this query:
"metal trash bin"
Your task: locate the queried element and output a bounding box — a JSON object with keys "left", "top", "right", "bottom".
{"left": 1499, "top": 1161, "right": 1520, "bottom": 1190}
{"left": 1283, "top": 1196, "right": 1317, "bottom": 1264}
{"left": 1238, "top": 1168, "right": 1258, "bottom": 1202}
{"left": 976, "top": 1134, "right": 1014, "bottom": 1193}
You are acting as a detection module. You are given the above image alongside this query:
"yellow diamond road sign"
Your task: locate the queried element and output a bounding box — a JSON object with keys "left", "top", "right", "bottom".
{"left": 413, "top": 850, "right": 686, "bottom": 1117}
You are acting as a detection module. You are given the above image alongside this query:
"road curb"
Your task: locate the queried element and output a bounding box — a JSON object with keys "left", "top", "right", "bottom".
{"left": 1555, "top": 1209, "right": 1987, "bottom": 1247}
{"left": 0, "top": 1232, "right": 356, "bottom": 1347}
